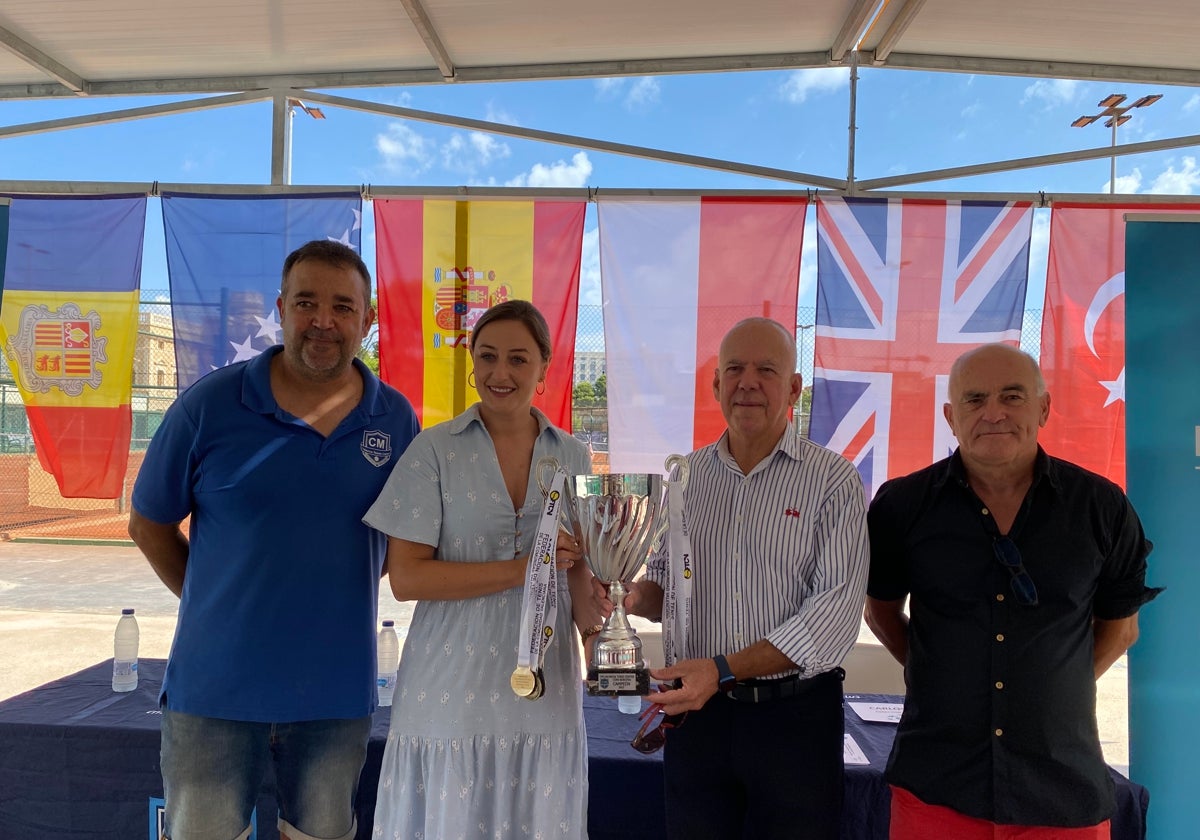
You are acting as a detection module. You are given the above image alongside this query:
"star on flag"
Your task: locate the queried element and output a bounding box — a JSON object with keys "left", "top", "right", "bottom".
{"left": 1099, "top": 367, "right": 1125, "bottom": 407}
{"left": 254, "top": 310, "right": 282, "bottom": 342}
{"left": 229, "top": 334, "right": 259, "bottom": 363}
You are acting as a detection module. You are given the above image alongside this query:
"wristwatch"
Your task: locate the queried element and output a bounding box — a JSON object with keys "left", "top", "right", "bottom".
{"left": 712, "top": 654, "right": 737, "bottom": 692}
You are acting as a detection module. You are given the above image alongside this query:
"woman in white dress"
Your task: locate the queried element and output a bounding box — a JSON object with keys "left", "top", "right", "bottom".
{"left": 365, "top": 299, "right": 598, "bottom": 840}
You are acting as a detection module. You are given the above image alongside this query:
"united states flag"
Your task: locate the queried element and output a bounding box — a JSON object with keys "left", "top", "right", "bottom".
{"left": 810, "top": 197, "right": 1032, "bottom": 497}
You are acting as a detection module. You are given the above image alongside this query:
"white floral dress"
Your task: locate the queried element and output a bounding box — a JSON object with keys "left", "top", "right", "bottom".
{"left": 364, "top": 404, "right": 591, "bottom": 840}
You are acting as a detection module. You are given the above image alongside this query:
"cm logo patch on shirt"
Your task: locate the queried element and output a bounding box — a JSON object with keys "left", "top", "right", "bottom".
{"left": 361, "top": 430, "right": 393, "bottom": 467}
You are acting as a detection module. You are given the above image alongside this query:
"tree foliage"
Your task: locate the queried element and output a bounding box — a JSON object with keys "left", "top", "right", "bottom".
{"left": 357, "top": 298, "right": 382, "bottom": 374}
{"left": 573, "top": 381, "right": 596, "bottom": 407}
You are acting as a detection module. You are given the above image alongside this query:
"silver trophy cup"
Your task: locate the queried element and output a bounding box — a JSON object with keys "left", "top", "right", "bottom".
{"left": 538, "top": 455, "right": 687, "bottom": 696}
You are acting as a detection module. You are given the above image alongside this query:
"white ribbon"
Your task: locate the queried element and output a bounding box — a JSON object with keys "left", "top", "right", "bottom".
{"left": 517, "top": 466, "right": 566, "bottom": 676}
{"left": 661, "top": 459, "right": 693, "bottom": 666}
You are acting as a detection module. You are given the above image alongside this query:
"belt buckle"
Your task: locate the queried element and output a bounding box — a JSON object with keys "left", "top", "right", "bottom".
{"left": 730, "top": 681, "right": 773, "bottom": 703}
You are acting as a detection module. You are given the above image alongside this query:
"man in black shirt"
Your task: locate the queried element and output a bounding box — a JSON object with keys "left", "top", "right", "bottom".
{"left": 865, "top": 343, "right": 1159, "bottom": 839}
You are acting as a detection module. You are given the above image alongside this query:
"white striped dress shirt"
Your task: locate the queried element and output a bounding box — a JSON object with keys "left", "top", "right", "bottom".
{"left": 645, "top": 424, "right": 869, "bottom": 678}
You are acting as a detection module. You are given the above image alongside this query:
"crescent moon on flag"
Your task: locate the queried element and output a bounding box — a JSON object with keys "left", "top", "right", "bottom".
{"left": 1083, "top": 271, "right": 1124, "bottom": 359}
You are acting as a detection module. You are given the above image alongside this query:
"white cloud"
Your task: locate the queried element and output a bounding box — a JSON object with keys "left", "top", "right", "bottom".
{"left": 579, "top": 226, "right": 601, "bottom": 306}
{"left": 592, "top": 76, "right": 662, "bottom": 109}
{"left": 955, "top": 100, "right": 983, "bottom": 139}
{"left": 440, "top": 131, "right": 512, "bottom": 173}
{"left": 1026, "top": 209, "right": 1051, "bottom": 308}
{"left": 1021, "top": 78, "right": 1080, "bottom": 108}
{"left": 594, "top": 78, "right": 624, "bottom": 99}
{"left": 485, "top": 102, "right": 520, "bottom": 126}
{"left": 779, "top": 68, "right": 848, "bottom": 104}
{"left": 1146, "top": 156, "right": 1200, "bottom": 195}
{"left": 626, "top": 77, "right": 661, "bottom": 109}
{"left": 375, "top": 123, "right": 433, "bottom": 174}
{"left": 1184, "top": 94, "right": 1200, "bottom": 113}
{"left": 1108, "top": 169, "right": 1143, "bottom": 194}
{"left": 505, "top": 151, "right": 593, "bottom": 188}
{"left": 798, "top": 220, "right": 817, "bottom": 304}
{"left": 470, "top": 132, "right": 508, "bottom": 163}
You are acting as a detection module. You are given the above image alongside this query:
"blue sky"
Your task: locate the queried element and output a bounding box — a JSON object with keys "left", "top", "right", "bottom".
{"left": 4, "top": 66, "right": 1200, "bottom": 319}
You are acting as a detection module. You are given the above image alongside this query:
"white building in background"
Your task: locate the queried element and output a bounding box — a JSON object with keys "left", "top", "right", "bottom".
{"left": 573, "top": 351, "right": 605, "bottom": 385}
{"left": 133, "top": 310, "right": 176, "bottom": 390}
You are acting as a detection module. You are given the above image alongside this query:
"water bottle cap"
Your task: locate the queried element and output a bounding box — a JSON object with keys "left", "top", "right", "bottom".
{"left": 122, "top": 608, "right": 135, "bottom": 615}
{"left": 381, "top": 620, "right": 395, "bottom": 627}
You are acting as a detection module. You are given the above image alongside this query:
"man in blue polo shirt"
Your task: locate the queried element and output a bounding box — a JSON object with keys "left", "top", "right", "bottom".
{"left": 128, "top": 239, "right": 419, "bottom": 840}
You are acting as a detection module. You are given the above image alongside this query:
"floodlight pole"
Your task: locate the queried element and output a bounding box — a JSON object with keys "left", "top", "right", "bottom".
{"left": 287, "top": 101, "right": 296, "bottom": 185}
{"left": 1072, "top": 93, "right": 1162, "bottom": 195}
{"left": 271, "top": 95, "right": 326, "bottom": 186}
{"left": 1109, "top": 118, "right": 1118, "bottom": 195}
{"left": 846, "top": 50, "right": 859, "bottom": 195}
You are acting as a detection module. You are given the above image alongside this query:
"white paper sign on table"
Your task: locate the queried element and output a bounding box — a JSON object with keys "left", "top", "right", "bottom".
{"left": 843, "top": 733, "right": 870, "bottom": 765}
{"left": 848, "top": 701, "right": 903, "bottom": 723}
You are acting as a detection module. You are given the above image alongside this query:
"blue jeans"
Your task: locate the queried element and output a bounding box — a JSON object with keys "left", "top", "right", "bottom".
{"left": 159, "top": 708, "right": 371, "bottom": 840}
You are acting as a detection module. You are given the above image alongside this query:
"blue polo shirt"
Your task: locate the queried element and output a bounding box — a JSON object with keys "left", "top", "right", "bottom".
{"left": 132, "top": 347, "right": 419, "bottom": 722}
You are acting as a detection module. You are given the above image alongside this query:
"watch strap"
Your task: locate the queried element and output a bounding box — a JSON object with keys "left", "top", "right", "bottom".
{"left": 713, "top": 654, "right": 736, "bottom": 692}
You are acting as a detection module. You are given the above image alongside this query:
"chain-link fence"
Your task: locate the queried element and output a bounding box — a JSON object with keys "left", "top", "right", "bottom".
{"left": 0, "top": 298, "right": 1045, "bottom": 541}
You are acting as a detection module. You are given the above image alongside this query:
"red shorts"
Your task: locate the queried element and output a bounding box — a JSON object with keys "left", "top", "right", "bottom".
{"left": 889, "top": 786, "right": 1112, "bottom": 840}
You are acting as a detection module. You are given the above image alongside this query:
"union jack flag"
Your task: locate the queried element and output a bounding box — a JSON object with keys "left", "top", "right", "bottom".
{"left": 809, "top": 197, "right": 1033, "bottom": 497}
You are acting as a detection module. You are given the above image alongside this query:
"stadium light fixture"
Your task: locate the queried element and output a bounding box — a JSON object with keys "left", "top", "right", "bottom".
{"left": 1072, "top": 92, "right": 1162, "bottom": 194}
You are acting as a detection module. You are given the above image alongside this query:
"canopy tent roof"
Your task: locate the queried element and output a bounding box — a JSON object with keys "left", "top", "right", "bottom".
{"left": 0, "top": 0, "right": 1196, "bottom": 99}
{"left": 0, "top": 0, "right": 1197, "bottom": 198}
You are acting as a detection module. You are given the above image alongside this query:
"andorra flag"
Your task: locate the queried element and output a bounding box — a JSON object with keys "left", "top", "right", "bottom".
{"left": 374, "top": 199, "right": 585, "bottom": 428}
{"left": 0, "top": 195, "right": 145, "bottom": 498}
{"left": 597, "top": 197, "right": 807, "bottom": 473}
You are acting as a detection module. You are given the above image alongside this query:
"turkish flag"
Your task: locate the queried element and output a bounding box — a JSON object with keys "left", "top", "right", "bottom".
{"left": 1040, "top": 203, "right": 1200, "bottom": 486}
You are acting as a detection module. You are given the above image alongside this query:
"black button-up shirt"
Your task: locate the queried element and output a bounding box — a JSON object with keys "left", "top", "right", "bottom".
{"left": 867, "top": 448, "right": 1159, "bottom": 827}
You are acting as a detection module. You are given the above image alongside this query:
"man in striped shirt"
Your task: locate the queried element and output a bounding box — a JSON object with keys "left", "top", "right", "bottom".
{"left": 610, "top": 317, "right": 870, "bottom": 840}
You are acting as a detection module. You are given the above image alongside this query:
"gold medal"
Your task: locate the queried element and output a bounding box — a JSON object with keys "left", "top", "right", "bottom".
{"left": 510, "top": 666, "right": 536, "bottom": 697}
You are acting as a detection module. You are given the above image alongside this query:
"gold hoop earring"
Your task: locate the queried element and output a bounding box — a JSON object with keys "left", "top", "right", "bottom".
{"left": 468, "top": 371, "right": 477, "bottom": 388}
{"left": 536, "top": 381, "right": 546, "bottom": 395}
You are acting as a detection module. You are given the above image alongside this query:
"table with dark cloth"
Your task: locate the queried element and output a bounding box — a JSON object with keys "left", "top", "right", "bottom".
{"left": 0, "top": 661, "right": 1148, "bottom": 840}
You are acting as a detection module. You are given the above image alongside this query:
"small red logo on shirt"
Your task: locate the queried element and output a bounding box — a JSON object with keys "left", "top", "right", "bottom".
{"left": 784, "top": 508, "right": 801, "bottom": 518}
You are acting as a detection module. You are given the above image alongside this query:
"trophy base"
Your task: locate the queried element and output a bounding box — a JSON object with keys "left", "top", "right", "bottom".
{"left": 587, "top": 666, "right": 650, "bottom": 696}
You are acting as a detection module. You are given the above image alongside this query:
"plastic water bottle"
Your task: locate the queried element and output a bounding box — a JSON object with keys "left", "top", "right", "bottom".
{"left": 112, "top": 608, "right": 140, "bottom": 692}
{"left": 618, "top": 695, "right": 641, "bottom": 715}
{"left": 377, "top": 620, "right": 399, "bottom": 707}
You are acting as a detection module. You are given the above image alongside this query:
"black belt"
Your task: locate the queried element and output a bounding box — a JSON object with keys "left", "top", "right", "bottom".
{"left": 727, "top": 666, "right": 845, "bottom": 704}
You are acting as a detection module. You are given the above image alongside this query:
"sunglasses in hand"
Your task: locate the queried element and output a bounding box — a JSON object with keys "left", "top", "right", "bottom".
{"left": 630, "top": 681, "right": 688, "bottom": 755}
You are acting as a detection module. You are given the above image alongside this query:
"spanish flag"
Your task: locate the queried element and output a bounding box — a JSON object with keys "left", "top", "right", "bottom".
{"left": 0, "top": 196, "right": 145, "bottom": 499}
{"left": 375, "top": 199, "right": 585, "bottom": 428}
